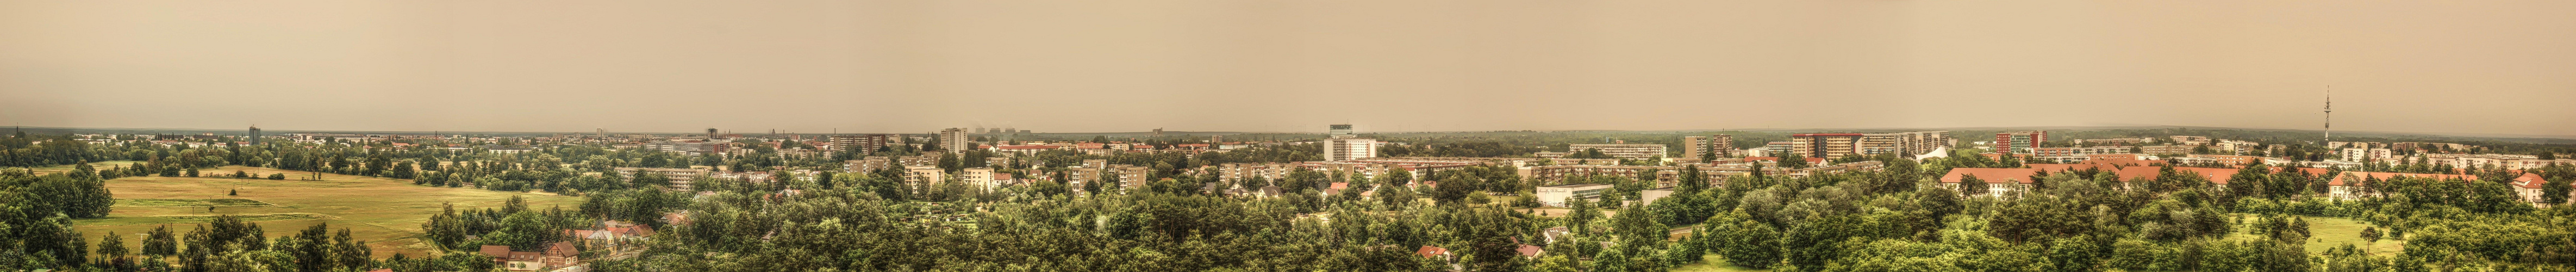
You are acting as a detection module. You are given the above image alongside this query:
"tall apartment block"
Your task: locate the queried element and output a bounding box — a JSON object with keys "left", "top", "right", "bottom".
{"left": 1321, "top": 124, "right": 1376, "bottom": 161}
{"left": 1786, "top": 131, "right": 1954, "bottom": 159}
{"left": 832, "top": 134, "right": 896, "bottom": 154}
{"left": 1994, "top": 131, "right": 2048, "bottom": 154}
{"left": 1683, "top": 134, "right": 1735, "bottom": 159}
{"left": 247, "top": 126, "right": 262, "bottom": 145}
{"left": 1864, "top": 131, "right": 1951, "bottom": 156}
{"left": 938, "top": 128, "right": 971, "bottom": 152}
{"left": 1789, "top": 133, "right": 1864, "bottom": 159}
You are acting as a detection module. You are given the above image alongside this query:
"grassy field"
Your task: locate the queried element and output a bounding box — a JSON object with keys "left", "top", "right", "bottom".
{"left": 72, "top": 166, "right": 583, "bottom": 257}
{"left": 26, "top": 160, "right": 145, "bottom": 175}
{"left": 117, "top": 199, "right": 275, "bottom": 207}
{"left": 1671, "top": 254, "right": 1769, "bottom": 272}
{"left": 2228, "top": 215, "right": 2405, "bottom": 255}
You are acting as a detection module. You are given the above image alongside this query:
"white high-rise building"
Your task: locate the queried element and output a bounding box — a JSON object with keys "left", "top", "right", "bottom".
{"left": 1321, "top": 124, "right": 1377, "bottom": 161}
{"left": 1324, "top": 138, "right": 1379, "bottom": 162}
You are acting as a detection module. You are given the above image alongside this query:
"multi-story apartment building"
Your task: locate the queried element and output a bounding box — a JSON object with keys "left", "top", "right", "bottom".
{"left": 2030, "top": 146, "right": 2131, "bottom": 157}
{"left": 1861, "top": 131, "right": 1953, "bottom": 156}
{"left": 905, "top": 166, "right": 946, "bottom": 186}
{"left": 2168, "top": 135, "right": 2211, "bottom": 145}
{"left": 2073, "top": 138, "right": 2153, "bottom": 146}
{"left": 2213, "top": 140, "right": 2262, "bottom": 155}
{"left": 1682, "top": 134, "right": 1735, "bottom": 159}
{"left": 2342, "top": 148, "right": 2394, "bottom": 162}
{"left": 1993, "top": 131, "right": 2048, "bottom": 154}
{"left": 643, "top": 141, "right": 728, "bottom": 154}
{"left": 1324, "top": 138, "right": 1380, "bottom": 161}
{"left": 2140, "top": 145, "right": 2194, "bottom": 154}
{"left": 1321, "top": 124, "right": 1380, "bottom": 162}
{"left": 2191, "top": 154, "right": 2288, "bottom": 166}
{"left": 845, "top": 157, "right": 893, "bottom": 172}
{"left": 1777, "top": 134, "right": 1841, "bottom": 159}
{"left": 937, "top": 128, "right": 971, "bottom": 152}
{"left": 2427, "top": 153, "right": 2575, "bottom": 170}
{"left": 960, "top": 168, "right": 1004, "bottom": 189}
{"left": 829, "top": 134, "right": 896, "bottom": 154}
{"left": 1065, "top": 165, "right": 1150, "bottom": 189}
{"left": 613, "top": 167, "right": 708, "bottom": 189}
{"left": 1567, "top": 144, "right": 1669, "bottom": 160}
{"left": 991, "top": 145, "right": 1061, "bottom": 156}
{"left": 1527, "top": 161, "right": 1886, "bottom": 188}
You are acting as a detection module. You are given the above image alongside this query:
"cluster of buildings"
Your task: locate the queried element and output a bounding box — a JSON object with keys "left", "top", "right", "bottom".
{"left": 1780, "top": 131, "right": 1955, "bottom": 159}
{"left": 472, "top": 219, "right": 665, "bottom": 271}
{"left": 1525, "top": 160, "right": 1885, "bottom": 207}
{"left": 1934, "top": 160, "right": 2566, "bottom": 207}
{"left": 1537, "top": 144, "right": 1666, "bottom": 160}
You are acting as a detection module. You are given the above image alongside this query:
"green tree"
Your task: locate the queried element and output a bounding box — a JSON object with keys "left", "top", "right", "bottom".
{"left": 1708, "top": 211, "right": 1781, "bottom": 269}
{"left": 145, "top": 225, "right": 179, "bottom": 256}
{"left": 98, "top": 231, "right": 129, "bottom": 262}
{"left": 1958, "top": 174, "right": 1990, "bottom": 197}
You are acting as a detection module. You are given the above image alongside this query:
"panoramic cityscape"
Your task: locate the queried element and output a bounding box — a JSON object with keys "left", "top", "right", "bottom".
{"left": 5, "top": 1, "right": 2575, "bottom": 272}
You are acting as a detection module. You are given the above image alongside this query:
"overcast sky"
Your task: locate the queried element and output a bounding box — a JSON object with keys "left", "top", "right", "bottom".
{"left": 3, "top": 1, "right": 2571, "bottom": 135}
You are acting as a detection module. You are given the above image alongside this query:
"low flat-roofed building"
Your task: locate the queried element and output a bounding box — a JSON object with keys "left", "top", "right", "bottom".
{"left": 1536, "top": 184, "right": 1615, "bottom": 207}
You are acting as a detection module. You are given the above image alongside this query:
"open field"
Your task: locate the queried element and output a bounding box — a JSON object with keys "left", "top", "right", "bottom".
{"left": 1672, "top": 254, "right": 1769, "bottom": 272}
{"left": 72, "top": 166, "right": 583, "bottom": 257}
{"left": 117, "top": 199, "right": 274, "bottom": 207}
{"left": 2226, "top": 215, "right": 2405, "bottom": 255}
{"left": 26, "top": 160, "right": 144, "bottom": 175}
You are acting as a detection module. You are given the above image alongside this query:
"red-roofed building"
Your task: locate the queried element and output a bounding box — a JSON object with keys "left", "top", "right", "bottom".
{"left": 541, "top": 242, "right": 579, "bottom": 268}
{"left": 1938, "top": 168, "right": 2039, "bottom": 197}
{"left": 2507, "top": 172, "right": 2566, "bottom": 206}
{"left": 478, "top": 245, "right": 547, "bottom": 271}
{"left": 1416, "top": 245, "right": 1452, "bottom": 259}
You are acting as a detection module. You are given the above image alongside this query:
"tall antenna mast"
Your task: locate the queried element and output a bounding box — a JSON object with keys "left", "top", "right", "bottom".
{"left": 2323, "top": 85, "right": 2332, "bottom": 145}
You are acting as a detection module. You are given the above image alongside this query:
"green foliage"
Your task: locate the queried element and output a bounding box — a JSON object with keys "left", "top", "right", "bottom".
{"left": 1707, "top": 211, "right": 1782, "bottom": 269}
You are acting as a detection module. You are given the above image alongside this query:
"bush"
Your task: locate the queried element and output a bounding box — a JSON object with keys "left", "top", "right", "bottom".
{"left": 268, "top": 173, "right": 286, "bottom": 180}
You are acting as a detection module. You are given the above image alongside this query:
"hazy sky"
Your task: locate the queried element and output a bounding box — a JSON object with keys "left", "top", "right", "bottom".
{"left": 4, "top": 1, "right": 2572, "bottom": 135}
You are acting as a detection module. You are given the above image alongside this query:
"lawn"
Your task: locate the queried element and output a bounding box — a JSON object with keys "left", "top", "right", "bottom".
{"left": 72, "top": 166, "right": 584, "bottom": 257}
{"left": 2227, "top": 215, "right": 2405, "bottom": 255}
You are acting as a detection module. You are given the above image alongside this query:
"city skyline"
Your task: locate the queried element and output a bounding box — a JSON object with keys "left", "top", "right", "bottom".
{"left": 4, "top": 1, "right": 2572, "bottom": 135}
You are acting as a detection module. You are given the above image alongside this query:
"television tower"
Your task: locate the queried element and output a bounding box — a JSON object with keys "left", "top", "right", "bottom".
{"left": 2323, "top": 86, "right": 2332, "bottom": 144}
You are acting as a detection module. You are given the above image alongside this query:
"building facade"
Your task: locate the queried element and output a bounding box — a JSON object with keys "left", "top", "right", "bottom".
{"left": 1994, "top": 131, "right": 2048, "bottom": 154}
{"left": 1682, "top": 134, "right": 1736, "bottom": 159}
{"left": 938, "top": 128, "right": 971, "bottom": 152}
{"left": 1567, "top": 144, "right": 1668, "bottom": 160}
{"left": 1787, "top": 134, "right": 1863, "bottom": 159}
{"left": 831, "top": 134, "right": 896, "bottom": 154}
{"left": 1324, "top": 138, "right": 1379, "bottom": 162}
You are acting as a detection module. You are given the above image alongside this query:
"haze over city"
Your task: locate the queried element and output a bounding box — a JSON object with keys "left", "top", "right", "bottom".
{"left": 4, "top": 0, "right": 2573, "bottom": 135}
